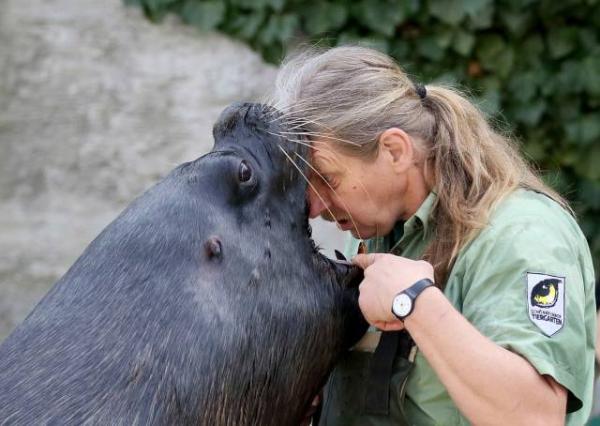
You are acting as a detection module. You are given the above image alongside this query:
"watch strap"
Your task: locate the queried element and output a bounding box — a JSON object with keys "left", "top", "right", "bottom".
{"left": 404, "top": 278, "right": 434, "bottom": 301}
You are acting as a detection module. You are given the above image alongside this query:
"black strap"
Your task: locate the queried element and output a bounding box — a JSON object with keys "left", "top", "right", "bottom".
{"left": 363, "top": 330, "right": 414, "bottom": 415}
{"left": 363, "top": 331, "right": 398, "bottom": 414}
{"left": 404, "top": 278, "right": 434, "bottom": 300}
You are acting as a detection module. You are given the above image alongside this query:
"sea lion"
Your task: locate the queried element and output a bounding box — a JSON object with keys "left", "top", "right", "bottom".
{"left": 0, "top": 103, "right": 368, "bottom": 425}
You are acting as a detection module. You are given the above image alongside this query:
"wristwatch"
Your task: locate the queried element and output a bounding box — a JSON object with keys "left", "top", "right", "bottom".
{"left": 391, "top": 278, "right": 434, "bottom": 321}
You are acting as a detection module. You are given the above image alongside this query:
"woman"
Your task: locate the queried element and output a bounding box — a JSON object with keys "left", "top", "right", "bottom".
{"left": 272, "top": 46, "right": 596, "bottom": 425}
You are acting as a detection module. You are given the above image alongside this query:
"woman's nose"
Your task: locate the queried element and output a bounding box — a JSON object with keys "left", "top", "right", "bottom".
{"left": 307, "top": 186, "right": 329, "bottom": 219}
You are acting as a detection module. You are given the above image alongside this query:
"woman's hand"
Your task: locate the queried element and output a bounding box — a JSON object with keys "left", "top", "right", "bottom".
{"left": 352, "top": 253, "right": 435, "bottom": 331}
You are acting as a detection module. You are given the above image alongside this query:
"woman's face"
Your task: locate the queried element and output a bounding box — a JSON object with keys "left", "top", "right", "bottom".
{"left": 306, "top": 141, "right": 406, "bottom": 240}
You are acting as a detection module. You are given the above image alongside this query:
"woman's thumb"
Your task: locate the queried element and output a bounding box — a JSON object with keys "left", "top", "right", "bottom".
{"left": 352, "top": 253, "right": 385, "bottom": 269}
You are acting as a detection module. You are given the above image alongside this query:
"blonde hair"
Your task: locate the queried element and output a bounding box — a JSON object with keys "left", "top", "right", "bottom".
{"left": 271, "top": 46, "right": 570, "bottom": 286}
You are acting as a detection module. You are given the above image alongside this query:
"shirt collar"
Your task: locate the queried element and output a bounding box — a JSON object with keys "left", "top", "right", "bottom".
{"left": 414, "top": 190, "right": 437, "bottom": 238}
{"left": 388, "top": 191, "right": 437, "bottom": 252}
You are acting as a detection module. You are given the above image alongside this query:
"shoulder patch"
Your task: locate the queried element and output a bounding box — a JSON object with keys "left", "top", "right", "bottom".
{"left": 527, "top": 272, "right": 565, "bottom": 337}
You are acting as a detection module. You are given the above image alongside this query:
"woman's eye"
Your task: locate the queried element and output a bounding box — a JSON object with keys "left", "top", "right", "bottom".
{"left": 322, "top": 174, "right": 335, "bottom": 186}
{"left": 238, "top": 160, "right": 252, "bottom": 182}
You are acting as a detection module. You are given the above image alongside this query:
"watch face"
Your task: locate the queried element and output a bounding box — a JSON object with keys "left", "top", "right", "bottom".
{"left": 392, "top": 293, "right": 412, "bottom": 318}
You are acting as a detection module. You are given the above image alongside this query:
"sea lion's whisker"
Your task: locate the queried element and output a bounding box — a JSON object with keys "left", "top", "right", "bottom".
{"left": 264, "top": 130, "right": 315, "bottom": 151}
{"left": 276, "top": 146, "right": 343, "bottom": 234}
{"left": 264, "top": 131, "right": 340, "bottom": 159}
{"left": 270, "top": 108, "right": 336, "bottom": 133}
{"left": 294, "top": 153, "right": 363, "bottom": 243}
{"left": 278, "top": 131, "right": 360, "bottom": 147}
{"left": 284, "top": 119, "right": 336, "bottom": 135}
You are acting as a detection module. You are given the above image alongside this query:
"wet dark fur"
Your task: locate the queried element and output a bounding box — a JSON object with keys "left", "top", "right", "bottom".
{"left": 0, "top": 103, "right": 367, "bottom": 425}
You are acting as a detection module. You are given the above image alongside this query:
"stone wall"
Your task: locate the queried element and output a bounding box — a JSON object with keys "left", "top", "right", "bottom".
{"left": 0, "top": 0, "right": 345, "bottom": 341}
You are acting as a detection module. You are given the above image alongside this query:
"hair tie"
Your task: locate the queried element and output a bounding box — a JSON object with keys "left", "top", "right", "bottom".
{"left": 415, "top": 83, "right": 427, "bottom": 100}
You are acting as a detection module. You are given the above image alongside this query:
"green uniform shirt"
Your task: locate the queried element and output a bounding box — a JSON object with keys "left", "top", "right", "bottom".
{"left": 345, "top": 189, "right": 596, "bottom": 425}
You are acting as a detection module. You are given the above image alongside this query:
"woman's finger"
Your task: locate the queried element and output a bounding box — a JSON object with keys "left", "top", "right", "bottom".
{"left": 352, "top": 253, "right": 385, "bottom": 269}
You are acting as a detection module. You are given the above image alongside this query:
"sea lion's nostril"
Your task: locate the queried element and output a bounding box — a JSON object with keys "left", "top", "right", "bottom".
{"left": 205, "top": 236, "right": 222, "bottom": 260}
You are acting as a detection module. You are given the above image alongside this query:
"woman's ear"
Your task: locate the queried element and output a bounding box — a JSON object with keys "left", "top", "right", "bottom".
{"left": 378, "top": 128, "right": 415, "bottom": 174}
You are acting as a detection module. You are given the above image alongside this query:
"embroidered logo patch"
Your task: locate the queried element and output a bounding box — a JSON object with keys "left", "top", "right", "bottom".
{"left": 527, "top": 272, "right": 565, "bottom": 337}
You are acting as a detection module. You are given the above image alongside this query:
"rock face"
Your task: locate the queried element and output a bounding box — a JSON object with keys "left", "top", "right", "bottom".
{"left": 0, "top": 0, "right": 345, "bottom": 341}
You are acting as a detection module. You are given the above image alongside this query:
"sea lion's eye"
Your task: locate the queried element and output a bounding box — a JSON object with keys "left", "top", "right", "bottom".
{"left": 238, "top": 160, "right": 252, "bottom": 182}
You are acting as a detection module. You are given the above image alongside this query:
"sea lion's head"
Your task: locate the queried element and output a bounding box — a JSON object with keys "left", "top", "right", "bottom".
{"left": 206, "top": 101, "right": 364, "bottom": 308}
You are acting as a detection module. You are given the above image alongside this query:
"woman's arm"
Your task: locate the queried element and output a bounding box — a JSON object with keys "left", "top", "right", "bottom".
{"left": 353, "top": 253, "right": 567, "bottom": 426}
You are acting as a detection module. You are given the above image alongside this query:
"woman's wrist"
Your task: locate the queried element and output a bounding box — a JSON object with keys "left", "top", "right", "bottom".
{"left": 402, "top": 285, "right": 447, "bottom": 329}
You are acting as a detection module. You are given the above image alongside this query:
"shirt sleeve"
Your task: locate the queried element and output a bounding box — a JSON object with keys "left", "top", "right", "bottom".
{"left": 453, "top": 214, "right": 595, "bottom": 414}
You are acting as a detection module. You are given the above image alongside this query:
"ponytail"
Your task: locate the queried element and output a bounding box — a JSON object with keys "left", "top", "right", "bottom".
{"left": 420, "top": 85, "right": 570, "bottom": 285}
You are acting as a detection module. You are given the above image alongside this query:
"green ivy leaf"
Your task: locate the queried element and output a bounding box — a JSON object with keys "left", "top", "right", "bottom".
{"left": 546, "top": 27, "right": 578, "bottom": 59}
{"left": 390, "top": 39, "right": 411, "bottom": 58}
{"left": 499, "top": 9, "right": 531, "bottom": 37}
{"left": 476, "top": 35, "right": 513, "bottom": 77}
{"left": 577, "top": 28, "right": 599, "bottom": 51}
{"left": 557, "top": 101, "right": 581, "bottom": 122}
{"left": 565, "top": 114, "right": 600, "bottom": 146}
{"left": 520, "top": 35, "right": 545, "bottom": 63}
{"left": 502, "top": 0, "right": 539, "bottom": 9}
{"left": 476, "top": 34, "right": 504, "bottom": 63}
{"left": 512, "top": 100, "right": 546, "bottom": 126}
{"left": 523, "top": 140, "right": 547, "bottom": 162}
{"left": 434, "top": 27, "right": 454, "bottom": 49}
{"left": 352, "top": 0, "right": 407, "bottom": 36}
{"left": 229, "top": 0, "right": 272, "bottom": 10}
{"left": 267, "top": 0, "right": 285, "bottom": 13}
{"left": 496, "top": 47, "right": 515, "bottom": 78}
{"left": 225, "top": 11, "right": 266, "bottom": 40}
{"left": 302, "top": 2, "right": 348, "bottom": 35}
{"left": 278, "top": 14, "right": 299, "bottom": 42}
{"left": 507, "top": 72, "right": 539, "bottom": 103}
{"left": 553, "top": 60, "right": 585, "bottom": 95}
{"left": 582, "top": 56, "right": 600, "bottom": 96}
{"left": 257, "top": 14, "right": 299, "bottom": 45}
{"left": 466, "top": 0, "right": 494, "bottom": 29}
{"left": 575, "top": 144, "right": 600, "bottom": 180}
{"left": 578, "top": 178, "right": 600, "bottom": 210}
{"left": 417, "top": 36, "right": 445, "bottom": 61}
{"left": 260, "top": 43, "right": 285, "bottom": 63}
{"left": 428, "top": 0, "right": 466, "bottom": 25}
{"left": 452, "top": 30, "right": 475, "bottom": 56}
{"left": 463, "top": 0, "right": 494, "bottom": 19}
{"left": 181, "top": 1, "right": 225, "bottom": 30}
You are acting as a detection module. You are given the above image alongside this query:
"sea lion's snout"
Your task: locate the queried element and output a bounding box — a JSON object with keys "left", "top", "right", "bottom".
{"left": 330, "top": 258, "right": 364, "bottom": 290}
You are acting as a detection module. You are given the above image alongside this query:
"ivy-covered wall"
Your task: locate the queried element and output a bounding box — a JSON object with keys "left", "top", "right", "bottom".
{"left": 128, "top": 0, "right": 600, "bottom": 271}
